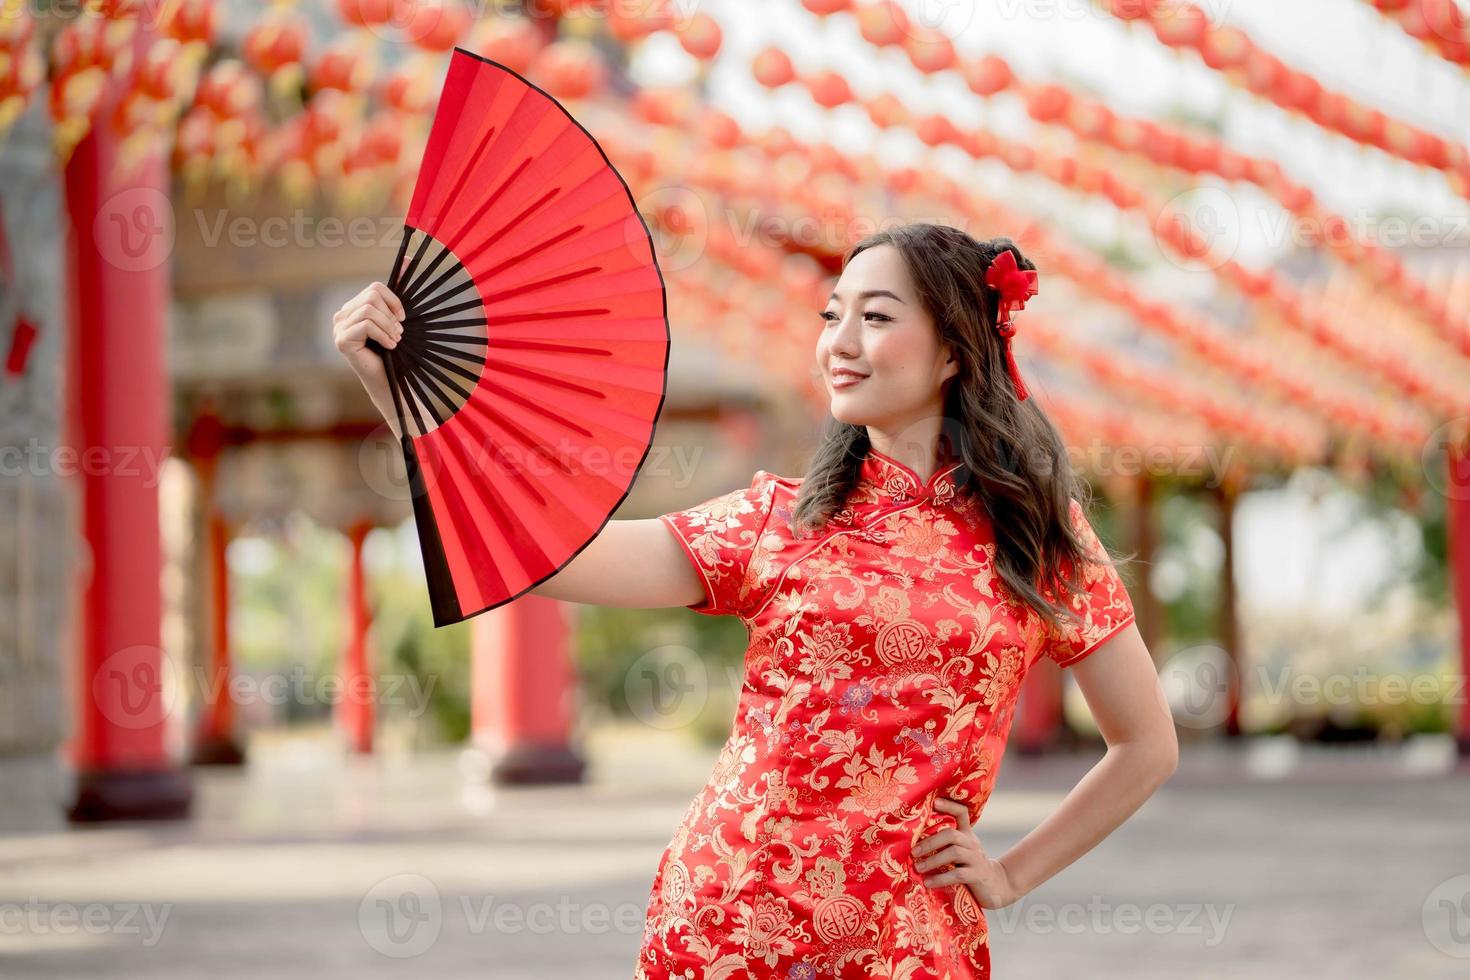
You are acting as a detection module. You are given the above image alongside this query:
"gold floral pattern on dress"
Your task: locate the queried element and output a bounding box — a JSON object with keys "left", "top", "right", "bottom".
{"left": 641, "top": 449, "right": 1136, "bottom": 979}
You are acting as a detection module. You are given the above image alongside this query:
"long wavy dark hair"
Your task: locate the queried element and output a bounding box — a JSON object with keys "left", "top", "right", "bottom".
{"left": 792, "top": 222, "right": 1128, "bottom": 633}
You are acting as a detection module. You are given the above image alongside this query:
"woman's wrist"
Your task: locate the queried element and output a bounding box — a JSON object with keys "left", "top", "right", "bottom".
{"left": 994, "top": 853, "right": 1028, "bottom": 905}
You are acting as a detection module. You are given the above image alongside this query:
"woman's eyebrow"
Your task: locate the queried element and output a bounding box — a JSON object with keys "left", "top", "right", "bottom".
{"left": 828, "top": 289, "right": 906, "bottom": 303}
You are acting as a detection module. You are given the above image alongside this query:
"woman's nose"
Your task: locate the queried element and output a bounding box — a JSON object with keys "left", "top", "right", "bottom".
{"left": 829, "top": 313, "right": 862, "bottom": 355}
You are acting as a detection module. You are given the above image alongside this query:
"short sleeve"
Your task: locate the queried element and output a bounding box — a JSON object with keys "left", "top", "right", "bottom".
{"left": 1043, "top": 499, "right": 1137, "bottom": 668}
{"left": 658, "top": 470, "right": 780, "bottom": 618}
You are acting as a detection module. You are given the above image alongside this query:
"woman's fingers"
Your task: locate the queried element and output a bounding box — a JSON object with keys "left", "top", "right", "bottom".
{"left": 932, "top": 796, "right": 972, "bottom": 832}
{"left": 367, "top": 280, "right": 406, "bottom": 320}
{"left": 339, "top": 308, "right": 400, "bottom": 351}
{"left": 359, "top": 304, "right": 403, "bottom": 337}
{"left": 356, "top": 310, "right": 401, "bottom": 349}
{"left": 911, "top": 828, "right": 959, "bottom": 859}
{"left": 914, "top": 844, "right": 971, "bottom": 874}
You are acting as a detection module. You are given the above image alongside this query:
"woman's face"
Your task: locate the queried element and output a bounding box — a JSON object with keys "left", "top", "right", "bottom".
{"left": 815, "top": 244, "right": 958, "bottom": 433}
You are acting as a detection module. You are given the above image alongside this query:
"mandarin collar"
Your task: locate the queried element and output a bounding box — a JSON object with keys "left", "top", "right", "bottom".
{"left": 855, "top": 448, "right": 967, "bottom": 506}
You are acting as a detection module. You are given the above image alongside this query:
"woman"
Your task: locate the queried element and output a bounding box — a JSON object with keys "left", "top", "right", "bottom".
{"left": 333, "top": 222, "right": 1178, "bottom": 978}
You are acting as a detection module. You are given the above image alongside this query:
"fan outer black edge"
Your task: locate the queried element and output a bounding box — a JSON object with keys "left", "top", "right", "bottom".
{"left": 398, "top": 47, "right": 673, "bottom": 628}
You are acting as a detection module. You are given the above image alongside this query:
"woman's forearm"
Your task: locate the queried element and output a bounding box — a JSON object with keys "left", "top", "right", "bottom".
{"left": 996, "top": 739, "right": 1177, "bottom": 901}
{"left": 352, "top": 360, "right": 403, "bottom": 441}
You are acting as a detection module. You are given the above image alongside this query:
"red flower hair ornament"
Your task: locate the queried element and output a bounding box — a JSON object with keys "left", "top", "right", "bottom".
{"left": 984, "top": 248, "right": 1038, "bottom": 401}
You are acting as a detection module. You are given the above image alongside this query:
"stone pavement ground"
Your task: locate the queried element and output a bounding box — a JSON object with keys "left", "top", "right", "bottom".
{"left": 0, "top": 725, "right": 1467, "bottom": 979}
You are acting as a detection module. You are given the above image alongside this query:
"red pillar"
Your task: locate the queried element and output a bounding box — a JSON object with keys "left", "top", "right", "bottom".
{"left": 63, "top": 54, "right": 191, "bottom": 820}
{"left": 468, "top": 596, "right": 585, "bottom": 784}
{"left": 339, "top": 521, "right": 376, "bottom": 754}
{"left": 1447, "top": 434, "right": 1470, "bottom": 756}
{"left": 1218, "top": 475, "right": 1244, "bottom": 738}
{"left": 188, "top": 410, "right": 244, "bottom": 765}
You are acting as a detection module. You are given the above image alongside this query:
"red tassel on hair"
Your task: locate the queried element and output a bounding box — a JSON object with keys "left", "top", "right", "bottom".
{"left": 985, "top": 250, "right": 1038, "bottom": 401}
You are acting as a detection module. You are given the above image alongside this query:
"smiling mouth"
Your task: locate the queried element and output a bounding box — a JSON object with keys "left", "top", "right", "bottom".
{"left": 832, "top": 372, "right": 868, "bottom": 386}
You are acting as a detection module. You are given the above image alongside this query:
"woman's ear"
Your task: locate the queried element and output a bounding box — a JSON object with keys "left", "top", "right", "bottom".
{"left": 941, "top": 346, "right": 961, "bottom": 384}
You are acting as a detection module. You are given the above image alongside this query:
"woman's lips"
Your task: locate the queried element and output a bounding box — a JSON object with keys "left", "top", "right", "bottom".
{"left": 832, "top": 372, "right": 868, "bottom": 389}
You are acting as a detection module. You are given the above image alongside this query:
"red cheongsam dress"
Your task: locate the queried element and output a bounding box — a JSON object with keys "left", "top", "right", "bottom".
{"left": 636, "top": 447, "right": 1136, "bottom": 980}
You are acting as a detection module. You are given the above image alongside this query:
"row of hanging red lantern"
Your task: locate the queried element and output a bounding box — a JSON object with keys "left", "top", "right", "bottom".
{"left": 616, "top": 83, "right": 1437, "bottom": 458}
{"left": 647, "top": 11, "right": 1470, "bottom": 407}
{"left": 959, "top": 186, "right": 1434, "bottom": 451}
{"left": 1044, "top": 387, "right": 1230, "bottom": 482}
{"left": 1364, "top": 0, "right": 1470, "bottom": 70}
{"left": 0, "top": 4, "right": 43, "bottom": 143}
{"left": 174, "top": 59, "right": 266, "bottom": 199}
{"left": 747, "top": 40, "right": 1470, "bottom": 420}
{"left": 176, "top": 6, "right": 604, "bottom": 206}
{"left": 1025, "top": 313, "right": 1329, "bottom": 465}
{"left": 599, "top": 88, "right": 1334, "bottom": 470}
{"left": 45, "top": 1, "right": 218, "bottom": 164}
{"left": 787, "top": 1, "right": 1470, "bottom": 367}
{"left": 1104, "top": 0, "right": 1470, "bottom": 199}
{"left": 602, "top": 99, "right": 1358, "bottom": 467}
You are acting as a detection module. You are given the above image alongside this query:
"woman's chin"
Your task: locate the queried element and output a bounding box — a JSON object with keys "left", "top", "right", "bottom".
{"left": 828, "top": 395, "right": 874, "bottom": 426}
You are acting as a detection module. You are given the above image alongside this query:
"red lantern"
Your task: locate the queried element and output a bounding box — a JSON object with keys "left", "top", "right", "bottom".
{"left": 608, "top": 5, "right": 675, "bottom": 43}
{"left": 304, "top": 89, "right": 350, "bottom": 150}
{"left": 1040, "top": 152, "right": 1078, "bottom": 187}
{"left": 1151, "top": 5, "right": 1207, "bottom": 47}
{"left": 91, "top": 0, "right": 147, "bottom": 18}
{"left": 380, "top": 58, "right": 435, "bottom": 115}
{"left": 1024, "top": 84, "right": 1071, "bottom": 123}
{"left": 244, "top": 10, "right": 309, "bottom": 77}
{"left": 160, "top": 0, "right": 218, "bottom": 48}
{"left": 336, "top": 0, "right": 395, "bottom": 29}
{"left": 1199, "top": 25, "right": 1250, "bottom": 70}
{"left": 863, "top": 92, "right": 909, "bottom": 129}
{"left": 406, "top": 1, "right": 470, "bottom": 53}
{"left": 1177, "top": 137, "right": 1221, "bottom": 174}
{"left": 805, "top": 70, "right": 852, "bottom": 108}
{"left": 676, "top": 12, "right": 722, "bottom": 61}
{"left": 1278, "top": 71, "right": 1321, "bottom": 113}
{"left": 357, "top": 110, "right": 405, "bottom": 166}
{"left": 801, "top": 0, "right": 851, "bottom": 14}
{"left": 962, "top": 54, "right": 1012, "bottom": 96}
{"left": 468, "top": 17, "right": 543, "bottom": 76}
{"left": 884, "top": 166, "right": 919, "bottom": 195}
{"left": 630, "top": 86, "right": 688, "bottom": 125}
{"left": 135, "top": 38, "right": 186, "bottom": 102}
{"left": 855, "top": 1, "right": 907, "bottom": 47}
{"left": 311, "top": 37, "right": 375, "bottom": 93}
{"left": 1108, "top": 0, "right": 1158, "bottom": 21}
{"left": 1243, "top": 49, "right": 1284, "bottom": 95}
{"left": 699, "top": 108, "right": 742, "bottom": 149}
{"left": 53, "top": 15, "right": 130, "bottom": 76}
{"left": 1305, "top": 90, "right": 1350, "bottom": 130}
{"left": 753, "top": 47, "right": 795, "bottom": 88}
{"left": 196, "top": 60, "right": 262, "bottom": 117}
{"left": 175, "top": 104, "right": 215, "bottom": 160}
{"left": 1000, "top": 140, "right": 1035, "bottom": 171}
{"left": 533, "top": 41, "right": 606, "bottom": 101}
{"left": 903, "top": 27, "right": 955, "bottom": 74}
{"left": 49, "top": 66, "right": 107, "bottom": 124}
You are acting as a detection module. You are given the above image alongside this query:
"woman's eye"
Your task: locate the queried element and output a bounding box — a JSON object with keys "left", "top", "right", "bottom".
{"left": 819, "top": 312, "right": 889, "bottom": 323}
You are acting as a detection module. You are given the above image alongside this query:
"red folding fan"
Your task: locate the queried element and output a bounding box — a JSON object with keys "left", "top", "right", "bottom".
{"left": 372, "top": 49, "right": 669, "bottom": 627}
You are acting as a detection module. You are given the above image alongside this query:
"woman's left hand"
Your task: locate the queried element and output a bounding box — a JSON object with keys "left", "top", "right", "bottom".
{"left": 912, "top": 796, "right": 1020, "bottom": 909}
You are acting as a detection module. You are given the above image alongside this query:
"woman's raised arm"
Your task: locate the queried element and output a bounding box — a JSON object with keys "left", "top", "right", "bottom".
{"left": 528, "top": 518, "right": 705, "bottom": 609}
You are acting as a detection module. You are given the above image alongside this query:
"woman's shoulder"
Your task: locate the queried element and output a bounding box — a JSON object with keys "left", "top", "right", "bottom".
{"left": 752, "top": 468, "right": 803, "bottom": 489}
